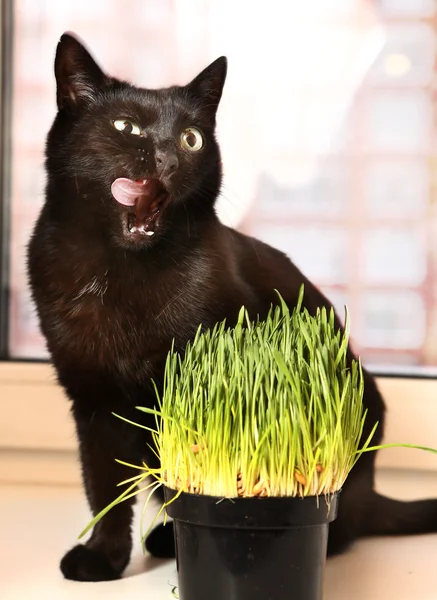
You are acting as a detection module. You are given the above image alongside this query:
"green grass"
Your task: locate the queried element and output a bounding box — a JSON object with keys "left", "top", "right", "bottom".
{"left": 146, "top": 288, "right": 375, "bottom": 499}
{"left": 80, "top": 287, "right": 437, "bottom": 541}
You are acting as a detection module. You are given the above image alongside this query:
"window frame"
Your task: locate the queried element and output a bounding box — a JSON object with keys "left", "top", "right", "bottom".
{"left": 0, "top": 0, "right": 13, "bottom": 359}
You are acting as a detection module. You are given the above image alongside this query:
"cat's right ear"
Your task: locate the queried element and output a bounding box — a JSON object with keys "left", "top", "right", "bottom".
{"left": 55, "top": 33, "right": 108, "bottom": 113}
{"left": 186, "top": 57, "right": 228, "bottom": 118}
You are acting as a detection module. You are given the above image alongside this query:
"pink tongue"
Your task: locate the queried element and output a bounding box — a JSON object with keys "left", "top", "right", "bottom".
{"left": 111, "top": 178, "right": 147, "bottom": 206}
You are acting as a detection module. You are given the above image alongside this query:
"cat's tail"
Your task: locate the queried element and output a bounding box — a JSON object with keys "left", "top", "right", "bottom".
{"left": 362, "top": 491, "right": 437, "bottom": 537}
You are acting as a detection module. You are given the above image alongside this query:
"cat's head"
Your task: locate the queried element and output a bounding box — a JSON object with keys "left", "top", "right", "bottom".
{"left": 47, "top": 33, "right": 227, "bottom": 250}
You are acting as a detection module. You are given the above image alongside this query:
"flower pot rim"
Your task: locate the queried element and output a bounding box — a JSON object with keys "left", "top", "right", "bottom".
{"left": 164, "top": 486, "right": 340, "bottom": 529}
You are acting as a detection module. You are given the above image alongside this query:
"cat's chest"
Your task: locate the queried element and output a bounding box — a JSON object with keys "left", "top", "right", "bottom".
{"left": 46, "top": 260, "right": 204, "bottom": 375}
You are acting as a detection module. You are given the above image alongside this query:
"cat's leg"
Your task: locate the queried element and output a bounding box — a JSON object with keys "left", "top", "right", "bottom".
{"left": 145, "top": 522, "right": 176, "bottom": 558}
{"left": 327, "top": 483, "right": 362, "bottom": 555}
{"left": 144, "top": 482, "right": 176, "bottom": 558}
{"left": 327, "top": 452, "right": 376, "bottom": 556}
{"left": 60, "top": 404, "right": 140, "bottom": 581}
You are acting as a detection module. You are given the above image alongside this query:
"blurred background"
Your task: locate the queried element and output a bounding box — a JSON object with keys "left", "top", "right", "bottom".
{"left": 2, "top": 0, "right": 437, "bottom": 373}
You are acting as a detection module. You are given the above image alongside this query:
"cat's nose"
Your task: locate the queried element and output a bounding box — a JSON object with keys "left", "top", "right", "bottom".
{"left": 155, "top": 150, "right": 179, "bottom": 178}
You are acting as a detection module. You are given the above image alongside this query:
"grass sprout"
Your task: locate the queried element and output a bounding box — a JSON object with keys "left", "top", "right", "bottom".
{"left": 152, "top": 290, "right": 373, "bottom": 499}
{"left": 80, "top": 287, "right": 437, "bottom": 542}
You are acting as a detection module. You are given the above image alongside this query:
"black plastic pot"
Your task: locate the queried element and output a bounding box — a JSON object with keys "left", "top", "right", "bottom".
{"left": 164, "top": 487, "right": 339, "bottom": 600}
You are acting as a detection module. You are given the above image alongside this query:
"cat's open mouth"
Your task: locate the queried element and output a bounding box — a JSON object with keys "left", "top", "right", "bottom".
{"left": 111, "top": 177, "right": 170, "bottom": 238}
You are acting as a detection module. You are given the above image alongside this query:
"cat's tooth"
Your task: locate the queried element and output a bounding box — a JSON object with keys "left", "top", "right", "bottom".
{"left": 146, "top": 231, "right": 154, "bottom": 237}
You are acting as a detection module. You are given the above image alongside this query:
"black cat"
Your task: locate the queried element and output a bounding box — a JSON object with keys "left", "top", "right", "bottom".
{"left": 27, "top": 33, "right": 437, "bottom": 582}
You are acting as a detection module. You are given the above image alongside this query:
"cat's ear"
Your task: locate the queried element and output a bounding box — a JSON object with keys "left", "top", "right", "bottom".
{"left": 186, "top": 57, "right": 227, "bottom": 117}
{"left": 55, "top": 33, "right": 108, "bottom": 112}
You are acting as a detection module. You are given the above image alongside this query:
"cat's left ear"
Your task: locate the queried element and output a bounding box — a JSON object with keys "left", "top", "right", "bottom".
{"left": 186, "top": 57, "right": 227, "bottom": 117}
{"left": 55, "top": 32, "right": 109, "bottom": 113}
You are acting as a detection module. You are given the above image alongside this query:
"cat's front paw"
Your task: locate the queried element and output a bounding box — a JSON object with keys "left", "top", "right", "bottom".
{"left": 145, "top": 522, "right": 176, "bottom": 558}
{"left": 60, "top": 544, "right": 122, "bottom": 581}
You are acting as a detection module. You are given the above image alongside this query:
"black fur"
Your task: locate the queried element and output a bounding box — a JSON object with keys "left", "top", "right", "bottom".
{"left": 27, "top": 33, "right": 437, "bottom": 582}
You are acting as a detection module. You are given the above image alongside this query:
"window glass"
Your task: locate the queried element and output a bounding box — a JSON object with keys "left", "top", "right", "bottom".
{"left": 5, "top": 0, "right": 437, "bottom": 372}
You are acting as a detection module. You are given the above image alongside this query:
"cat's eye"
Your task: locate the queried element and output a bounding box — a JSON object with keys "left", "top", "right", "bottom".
{"left": 113, "top": 119, "right": 141, "bottom": 136}
{"left": 180, "top": 128, "right": 203, "bottom": 152}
